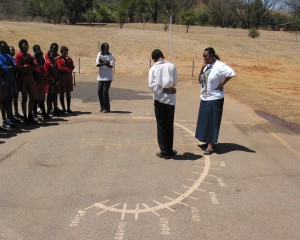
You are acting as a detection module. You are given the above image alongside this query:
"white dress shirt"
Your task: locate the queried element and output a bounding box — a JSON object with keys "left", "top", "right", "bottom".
{"left": 148, "top": 60, "right": 178, "bottom": 106}
{"left": 96, "top": 52, "right": 114, "bottom": 81}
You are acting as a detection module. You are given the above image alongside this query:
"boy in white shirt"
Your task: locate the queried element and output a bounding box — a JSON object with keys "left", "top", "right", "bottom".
{"left": 148, "top": 49, "right": 178, "bottom": 159}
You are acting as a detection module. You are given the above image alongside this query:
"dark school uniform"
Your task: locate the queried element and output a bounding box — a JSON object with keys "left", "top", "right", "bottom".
{"left": 0, "top": 52, "right": 18, "bottom": 100}
{"left": 33, "top": 59, "right": 46, "bottom": 101}
{"left": 44, "top": 59, "right": 59, "bottom": 94}
{"left": 15, "top": 51, "right": 36, "bottom": 96}
{"left": 56, "top": 57, "right": 74, "bottom": 93}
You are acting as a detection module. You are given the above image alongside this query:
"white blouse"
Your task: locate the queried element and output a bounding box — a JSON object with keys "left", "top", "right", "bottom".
{"left": 201, "top": 60, "right": 235, "bottom": 101}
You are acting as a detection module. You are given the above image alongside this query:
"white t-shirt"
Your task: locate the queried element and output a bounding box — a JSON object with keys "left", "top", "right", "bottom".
{"left": 96, "top": 52, "right": 114, "bottom": 81}
{"left": 200, "top": 60, "right": 235, "bottom": 101}
{"left": 148, "top": 60, "right": 178, "bottom": 106}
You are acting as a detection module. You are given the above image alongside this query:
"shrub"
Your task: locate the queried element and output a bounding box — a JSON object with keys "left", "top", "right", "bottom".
{"left": 248, "top": 28, "right": 260, "bottom": 38}
{"left": 163, "top": 24, "right": 169, "bottom": 31}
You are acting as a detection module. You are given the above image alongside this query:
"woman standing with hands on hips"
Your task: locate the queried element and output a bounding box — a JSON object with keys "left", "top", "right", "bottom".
{"left": 195, "top": 47, "right": 235, "bottom": 155}
{"left": 96, "top": 42, "right": 114, "bottom": 113}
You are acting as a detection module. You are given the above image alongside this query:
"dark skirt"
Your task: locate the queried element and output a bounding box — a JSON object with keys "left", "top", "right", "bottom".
{"left": 195, "top": 98, "right": 224, "bottom": 144}
{"left": 2, "top": 72, "right": 18, "bottom": 99}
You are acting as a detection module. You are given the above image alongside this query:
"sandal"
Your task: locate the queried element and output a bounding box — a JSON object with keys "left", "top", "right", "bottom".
{"left": 203, "top": 148, "right": 215, "bottom": 155}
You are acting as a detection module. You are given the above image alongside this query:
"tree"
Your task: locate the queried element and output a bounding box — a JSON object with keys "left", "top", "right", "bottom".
{"left": 262, "top": 11, "right": 291, "bottom": 30}
{"left": 285, "top": 0, "right": 300, "bottom": 17}
{"left": 83, "top": 9, "right": 97, "bottom": 25}
{"left": 179, "top": 10, "right": 196, "bottom": 32}
{"left": 194, "top": 7, "right": 210, "bottom": 26}
{"left": 62, "top": 0, "right": 93, "bottom": 24}
{"left": 235, "top": 0, "right": 282, "bottom": 29}
{"left": 142, "top": 0, "right": 160, "bottom": 23}
{"left": 94, "top": 6, "right": 113, "bottom": 22}
{"left": 161, "top": 0, "right": 198, "bottom": 23}
{"left": 116, "top": 7, "right": 127, "bottom": 28}
{"left": 204, "top": 0, "right": 239, "bottom": 27}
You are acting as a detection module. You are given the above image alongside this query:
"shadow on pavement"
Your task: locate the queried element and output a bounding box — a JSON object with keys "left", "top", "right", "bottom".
{"left": 255, "top": 110, "right": 300, "bottom": 135}
{"left": 72, "top": 82, "right": 152, "bottom": 102}
{"left": 70, "top": 111, "right": 92, "bottom": 116}
{"left": 216, "top": 143, "right": 256, "bottom": 154}
{"left": 172, "top": 152, "right": 203, "bottom": 161}
{"left": 107, "top": 110, "right": 132, "bottom": 114}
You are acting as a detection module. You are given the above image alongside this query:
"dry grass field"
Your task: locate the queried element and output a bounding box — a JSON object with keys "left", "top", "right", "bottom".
{"left": 0, "top": 21, "right": 299, "bottom": 127}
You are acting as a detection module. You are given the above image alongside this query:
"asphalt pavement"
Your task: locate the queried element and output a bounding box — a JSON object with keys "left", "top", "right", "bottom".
{"left": 0, "top": 74, "right": 299, "bottom": 240}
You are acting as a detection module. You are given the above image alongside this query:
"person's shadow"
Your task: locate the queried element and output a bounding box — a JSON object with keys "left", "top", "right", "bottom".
{"left": 215, "top": 143, "right": 256, "bottom": 154}
{"left": 107, "top": 111, "right": 132, "bottom": 114}
{"left": 171, "top": 152, "right": 203, "bottom": 161}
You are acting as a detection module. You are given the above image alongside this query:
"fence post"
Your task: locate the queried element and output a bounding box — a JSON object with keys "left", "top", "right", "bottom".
{"left": 73, "top": 72, "right": 76, "bottom": 86}
{"left": 114, "top": 57, "right": 115, "bottom": 75}
{"left": 192, "top": 61, "right": 195, "bottom": 77}
{"left": 78, "top": 58, "right": 80, "bottom": 74}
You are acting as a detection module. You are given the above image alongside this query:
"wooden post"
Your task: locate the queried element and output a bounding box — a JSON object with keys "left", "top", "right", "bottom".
{"left": 192, "top": 61, "right": 195, "bottom": 77}
{"left": 73, "top": 72, "right": 76, "bottom": 86}
{"left": 78, "top": 58, "right": 80, "bottom": 74}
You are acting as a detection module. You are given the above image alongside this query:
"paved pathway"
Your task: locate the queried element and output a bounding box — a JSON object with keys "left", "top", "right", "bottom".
{"left": 0, "top": 75, "right": 299, "bottom": 240}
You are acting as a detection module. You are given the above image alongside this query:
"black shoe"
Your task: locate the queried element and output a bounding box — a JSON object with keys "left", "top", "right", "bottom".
{"left": 156, "top": 150, "right": 177, "bottom": 159}
{"left": 14, "top": 113, "right": 23, "bottom": 119}
{"left": 42, "top": 113, "right": 52, "bottom": 120}
{"left": 0, "top": 126, "right": 8, "bottom": 132}
{"left": 67, "top": 109, "right": 73, "bottom": 114}
{"left": 11, "top": 117, "right": 21, "bottom": 124}
{"left": 52, "top": 109, "right": 60, "bottom": 116}
{"left": 28, "top": 117, "right": 39, "bottom": 125}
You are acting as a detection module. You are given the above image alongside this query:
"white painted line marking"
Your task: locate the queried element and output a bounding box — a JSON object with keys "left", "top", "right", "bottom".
{"left": 153, "top": 200, "right": 175, "bottom": 212}
{"left": 188, "top": 179, "right": 197, "bottom": 182}
{"left": 196, "top": 189, "right": 206, "bottom": 192}
{"left": 83, "top": 206, "right": 94, "bottom": 211}
{"left": 121, "top": 204, "right": 127, "bottom": 220}
{"left": 203, "top": 182, "right": 213, "bottom": 185}
{"left": 164, "top": 196, "right": 189, "bottom": 207}
{"left": 91, "top": 122, "right": 211, "bottom": 217}
{"left": 97, "top": 203, "right": 121, "bottom": 215}
{"left": 142, "top": 203, "right": 160, "bottom": 217}
{"left": 207, "top": 174, "right": 217, "bottom": 178}
{"left": 181, "top": 185, "right": 192, "bottom": 189}
{"left": 135, "top": 204, "right": 139, "bottom": 220}
{"left": 210, "top": 168, "right": 221, "bottom": 171}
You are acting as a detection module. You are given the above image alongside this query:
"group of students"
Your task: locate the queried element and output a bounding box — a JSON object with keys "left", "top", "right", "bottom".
{"left": 0, "top": 39, "right": 75, "bottom": 131}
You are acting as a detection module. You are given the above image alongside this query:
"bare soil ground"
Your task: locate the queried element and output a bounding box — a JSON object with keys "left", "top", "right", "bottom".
{"left": 0, "top": 21, "right": 299, "bottom": 127}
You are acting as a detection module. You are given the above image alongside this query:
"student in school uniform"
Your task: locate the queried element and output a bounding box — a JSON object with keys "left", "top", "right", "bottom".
{"left": 9, "top": 45, "right": 22, "bottom": 120}
{"left": 0, "top": 41, "right": 19, "bottom": 129}
{"left": 56, "top": 46, "right": 74, "bottom": 114}
{"left": 32, "top": 50, "right": 50, "bottom": 120}
{"left": 44, "top": 50, "right": 60, "bottom": 115}
{"left": 0, "top": 67, "right": 6, "bottom": 132}
{"left": 45, "top": 43, "right": 59, "bottom": 62}
{"left": 15, "top": 39, "right": 37, "bottom": 124}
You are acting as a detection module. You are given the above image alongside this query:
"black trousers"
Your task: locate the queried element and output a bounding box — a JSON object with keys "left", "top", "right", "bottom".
{"left": 154, "top": 100, "right": 175, "bottom": 155}
{"left": 98, "top": 80, "right": 112, "bottom": 111}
